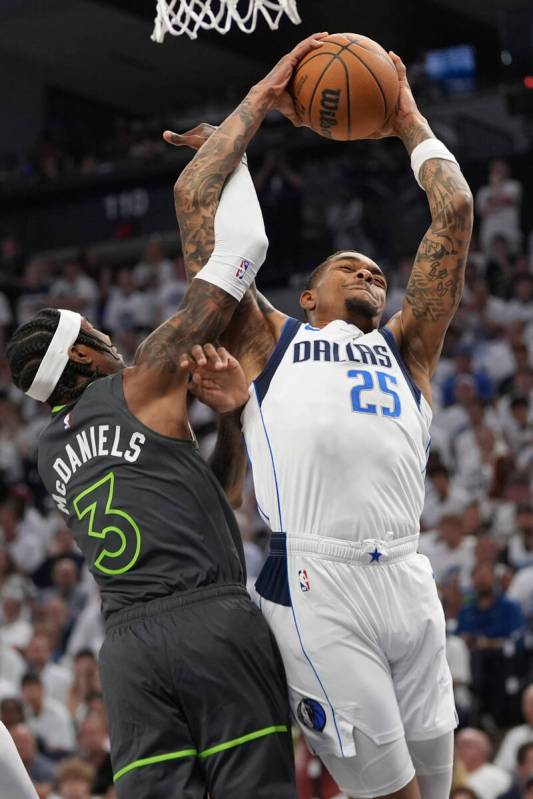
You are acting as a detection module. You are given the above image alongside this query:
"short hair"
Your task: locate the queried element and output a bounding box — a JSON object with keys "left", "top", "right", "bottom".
{"left": 517, "top": 741, "right": 533, "bottom": 766}
{"left": 56, "top": 757, "right": 94, "bottom": 786}
{"left": 304, "top": 251, "right": 351, "bottom": 290}
{"left": 0, "top": 696, "right": 23, "bottom": 713}
{"left": 21, "top": 672, "right": 42, "bottom": 688}
{"left": 6, "top": 308, "right": 108, "bottom": 407}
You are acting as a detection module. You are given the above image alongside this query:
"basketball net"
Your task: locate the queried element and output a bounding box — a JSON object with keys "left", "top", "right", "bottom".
{"left": 151, "top": 0, "right": 301, "bottom": 42}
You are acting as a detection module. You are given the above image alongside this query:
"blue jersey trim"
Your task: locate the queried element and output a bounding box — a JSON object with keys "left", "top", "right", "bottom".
{"left": 379, "top": 327, "right": 422, "bottom": 408}
{"left": 285, "top": 535, "right": 345, "bottom": 755}
{"left": 254, "top": 385, "right": 284, "bottom": 532}
{"left": 255, "top": 534, "right": 291, "bottom": 606}
{"left": 254, "top": 317, "right": 301, "bottom": 407}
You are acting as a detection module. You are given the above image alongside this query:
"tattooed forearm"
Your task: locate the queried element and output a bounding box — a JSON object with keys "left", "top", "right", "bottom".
{"left": 210, "top": 409, "right": 246, "bottom": 502}
{"left": 404, "top": 157, "right": 473, "bottom": 324}
{"left": 175, "top": 87, "right": 272, "bottom": 282}
{"left": 136, "top": 281, "right": 237, "bottom": 372}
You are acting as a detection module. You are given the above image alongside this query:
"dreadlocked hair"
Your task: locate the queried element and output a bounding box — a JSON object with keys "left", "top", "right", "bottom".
{"left": 6, "top": 308, "right": 109, "bottom": 407}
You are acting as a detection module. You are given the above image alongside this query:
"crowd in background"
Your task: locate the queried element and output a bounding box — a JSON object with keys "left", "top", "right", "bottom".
{"left": 0, "top": 148, "right": 532, "bottom": 799}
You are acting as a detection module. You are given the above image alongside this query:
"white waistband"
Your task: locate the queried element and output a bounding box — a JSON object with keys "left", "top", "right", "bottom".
{"left": 286, "top": 533, "right": 419, "bottom": 565}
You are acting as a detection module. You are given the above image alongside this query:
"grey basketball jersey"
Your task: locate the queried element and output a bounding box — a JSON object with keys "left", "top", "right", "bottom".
{"left": 38, "top": 373, "right": 245, "bottom": 618}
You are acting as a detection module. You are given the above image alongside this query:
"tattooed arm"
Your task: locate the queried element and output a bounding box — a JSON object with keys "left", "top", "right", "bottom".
{"left": 384, "top": 56, "right": 473, "bottom": 402}
{"left": 164, "top": 131, "right": 288, "bottom": 384}
{"left": 123, "top": 34, "right": 327, "bottom": 436}
{"left": 210, "top": 409, "right": 248, "bottom": 507}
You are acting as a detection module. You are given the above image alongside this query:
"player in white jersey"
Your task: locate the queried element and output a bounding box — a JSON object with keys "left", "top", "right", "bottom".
{"left": 170, "top": 53, "right": 473, "bottom": 799}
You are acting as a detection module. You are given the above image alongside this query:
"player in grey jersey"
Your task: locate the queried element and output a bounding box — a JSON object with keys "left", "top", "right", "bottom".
{"left": 5, "top": 34, "right": 329, "bottom": 799}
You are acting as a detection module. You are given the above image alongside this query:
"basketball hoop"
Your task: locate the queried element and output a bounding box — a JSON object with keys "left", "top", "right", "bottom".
{"left": 151, "top": 0, "right": 301, "bottom": 42}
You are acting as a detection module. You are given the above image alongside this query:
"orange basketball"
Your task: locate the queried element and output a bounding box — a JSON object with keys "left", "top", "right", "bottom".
{"left": 290, "top": 33, "right": 399, "bottom": 141}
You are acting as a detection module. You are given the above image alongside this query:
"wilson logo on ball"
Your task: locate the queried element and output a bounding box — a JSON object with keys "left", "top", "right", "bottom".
{"left": 319, "top": 88, "right": 341, "bottom": 137}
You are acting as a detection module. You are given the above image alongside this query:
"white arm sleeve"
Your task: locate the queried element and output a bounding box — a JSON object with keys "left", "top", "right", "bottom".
{"left": 194, "top": 158, "right": 269, "bottom": 301}
{"left": 0, "top": 723, "right": 39, "bottom": 799}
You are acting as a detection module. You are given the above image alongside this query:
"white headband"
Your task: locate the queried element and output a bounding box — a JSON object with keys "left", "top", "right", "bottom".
{"left": 26, "top": 310, "right": 82, "bottom": 402}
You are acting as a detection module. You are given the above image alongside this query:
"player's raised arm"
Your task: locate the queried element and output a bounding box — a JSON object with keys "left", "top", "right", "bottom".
{"left": 383, "top": 55, "right": 473, "bottom": 394}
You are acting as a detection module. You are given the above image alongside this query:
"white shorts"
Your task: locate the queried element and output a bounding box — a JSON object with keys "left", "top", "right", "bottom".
{"left": 253, "top": 533, "right": 457, "bottom": 795}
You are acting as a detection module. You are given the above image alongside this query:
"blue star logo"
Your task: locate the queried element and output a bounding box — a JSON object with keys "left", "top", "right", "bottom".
{"left": 369, "top": 547, "right": 382, "bottom": 563}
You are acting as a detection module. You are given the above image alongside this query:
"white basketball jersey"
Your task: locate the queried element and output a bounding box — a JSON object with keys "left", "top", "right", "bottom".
{"left": 242, "top": 318, "right": 432, "bottom": 543}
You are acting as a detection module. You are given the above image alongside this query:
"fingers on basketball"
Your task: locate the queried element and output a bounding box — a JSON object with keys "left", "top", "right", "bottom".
{"left": 290, "top": 33, "right": 400, "bottom": 141}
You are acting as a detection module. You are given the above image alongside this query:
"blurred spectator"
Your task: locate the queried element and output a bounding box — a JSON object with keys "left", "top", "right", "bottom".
{"left": 16, "top": 259, "right": 52, "bottom": 326}
{"left": 102, "top": 268, "right": 154, "bottom": 333}
{"left": 442, "top": 345, "right": 494, "bottom": 407}
{"left": 67, "top": 650, "right": 100, "bottom": 721}
{"left": 451, "top": 790, "right": 480, "bottom": 799}
{"left": 0, "top": 583, "right": 33, "bottom": 649}
{"left": 0, "top": 490, "right": 56, "bottom": 575}
{"left": 446, "top": 633, "right": 473, "bottom": 723}
{"left": 496, "top": 742, "right": 533, "bottom": 799}
{"left": 499, "top": 396, "right": 533, "bottom": 458}
{"left": 504, "top": 504, "right": 533, "bottom": 571}
{"left": 11, "top": 722, "right": 56, "bottom": 784}
{"left": 484, "top": 235, "right": 516, "bottom": 298}
{"left": 42, "top": 558, "right": 87, "bottom": 621}
{"left": 461, "top": 277, "right": 508, "bottom": 341}
{"left": 51, "top": 757, "right": 95, "bottom": 799}
{"left": 1, "top": 695, "right": 25, "bottom": 728}
{"left": 495, "top": 686, "right": 533, "bottom": 774}
{"left": 21, "top": 672, "right": 75, "bottom": 754}
{"left": 422, "top": 463, "right": 470, "bottom": 529}
{"left": 507, "top": 276, "right": 533, "bottom": 326}
{"left": 49, "top": 260, "right": 99, "bottom": 322}
{"left": 507, "top": 565, "right": 533, "bottom": 622}
{"left": 133, "top": 239, "right": 173, "bottom": 288}
{"left": 77, "top": 712, "right": 113, "bottom": 795}
{"left": 64, "top": 595, "right": 104, "bottom": 660}
{"left": 24, "top": 635, "right": 72, "bottom": 705}
{"left": 476, "top": 160, "right": 522, "bottom": 254}
{"left": 419, "top": 513, "right": 476, "bottom": 590}
{"left": 457, "top": 562, "right": 526, "bottom": 645}
{"left": 0, "top": 642, "right": 25, "bottom": 694}
{"left": 455, "top": 727, "right": 512, "bottom": 799}
{"left": 156, "top": 256, "right": 187, "bottom": 323}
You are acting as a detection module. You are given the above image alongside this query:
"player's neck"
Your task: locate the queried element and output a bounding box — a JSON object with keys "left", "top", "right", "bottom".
{"left": 309, "top": 313, "right": 377, "bottom": 333}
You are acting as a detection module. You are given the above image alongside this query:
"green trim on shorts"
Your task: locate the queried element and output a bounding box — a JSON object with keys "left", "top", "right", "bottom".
{"left": 51, "top": 404, "right": 67, "bottom": 413}
{"left": 113, "top": 724, "right": 289, "bottom": 782}
{"left": 114, "top": 748, "right": 198, "bottom": 782}
{"left": 198, "top": 724, "right": 289, "bottom": 759}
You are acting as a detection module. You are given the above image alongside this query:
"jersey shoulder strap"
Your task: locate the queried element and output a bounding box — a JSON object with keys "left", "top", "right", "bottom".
{"left": 254, "top": 317, "right": 301, "bottom": 406}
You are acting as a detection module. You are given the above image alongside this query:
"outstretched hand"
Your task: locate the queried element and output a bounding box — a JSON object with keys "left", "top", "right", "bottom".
{"left": 179, "top": 344, "right": 249, "bottom": 415}
{"left": 255, "top": 32, "right": 329, "bottom": 126}
{"left": 366, "top": 52, "right": 422, "bottom": 140}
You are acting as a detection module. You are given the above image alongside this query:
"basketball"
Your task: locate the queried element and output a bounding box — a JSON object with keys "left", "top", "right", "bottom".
{"left": 290, "top": 33, "right": 400, "bottom": 141}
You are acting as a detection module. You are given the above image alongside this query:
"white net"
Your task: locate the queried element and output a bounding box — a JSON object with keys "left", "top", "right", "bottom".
{"left": 151, "top": 0, "right": 301, "bottom": 42}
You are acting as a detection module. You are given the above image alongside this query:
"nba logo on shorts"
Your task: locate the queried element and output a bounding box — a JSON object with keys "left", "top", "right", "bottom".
{"left": 64, "top": 413, "right": 71, "bottom": 431}
{"left": 298, "top": 569, "right": 310, "bottom": 592}
{"left": 235, "top": 259, "right": 250, "bottom": 280}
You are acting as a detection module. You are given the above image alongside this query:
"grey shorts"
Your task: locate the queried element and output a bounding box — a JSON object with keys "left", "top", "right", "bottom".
{"left": 100, "top": 583, "right": 296, "bottom": 799}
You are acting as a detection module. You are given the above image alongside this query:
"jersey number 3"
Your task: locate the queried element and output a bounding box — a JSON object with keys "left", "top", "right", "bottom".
{"left": 73, "top": 471, "right": 141, "bottom": 575}
{"left": 348, "top": 369, "right": 401, "bottom": 417}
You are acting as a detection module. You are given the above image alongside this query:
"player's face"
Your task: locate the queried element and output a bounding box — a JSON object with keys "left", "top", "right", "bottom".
{"left": 78, "top": 318, "right": 125, "bottom": 373}
{"left": 304, "top": 252, "right": 387, "bottom": 327}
